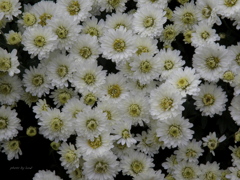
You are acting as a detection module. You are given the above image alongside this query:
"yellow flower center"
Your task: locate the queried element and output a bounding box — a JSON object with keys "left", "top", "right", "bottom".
{"left": 94, "top": 161, "right": 108, "bottom": 174}
{"left": 128, "top": 104, "right": 141, "bottom": 117}
{"left": 136, "top": 80, "right": 147, "bottom": 90}
{"left": 83, "top": 73, "right": 95, "bottom": 85}
{"left": 84, "top": 93, "right": 97, "bottom": 106}
{"left": 163, "top": 27, "right": 177, "bottom": 41}
{"left": 235, "top": 54, "right": 240, "bottom": 65}
{"left": 234, "top": 147, "right": 240, "bottom": 158}
{"left": 177, "top": 78, "right": 189, "bottom": 90}
{"left": 182, "top": 12, "right": 195, "bottom": 25}
{"left": 182, "top": 167, "right": 195, "bottom": 179}
{"left": 183, "top": 30, "right": 193, "bottom": 43}
{"left": 143, "top": 17, "right": 155, "bottom": 28}
{"left": 57, "top": 65, "right": 68, "bottom": 78}
{"left": 237, "top": 170, "right": 240, "bottom": 178}
{"left": 79, "top": 47, "right": 92, "bottom": 59}
{"left": 205, "top": 171, "right": 217, "bottom": 180}
{"left": 136, "top": 46, "right": 149, "bottom": 55}
{"left": 140, "top": 60, "right": 152, "bottom": 73}
{"left": 201, "top": 31, "right": 210, "bottom": 40}
{"left": 85, "top": 27, "right": 99, "bottom": 37}
{"left": 114, "top": 141, "right": 127, "bottom": 150}
{"left": 32, "top": 75, "right": 44, "bottom": 87}
{"left": 0, "top": 1, "right": 12, "bottom": 12}
{"left": 8, "top": 140, "right": 20, "bottom": 151}
{"left": 58, "top": 91, "right": 72, "bottom": 104}
{"left": 223, "top": 71, "right": 234, "bottom": 81}
{"left": 107, "top": 84, "right": 122, "bottom": 98}
{"left": 67, "top": 1, "right": 81, "bottom": 16}
{"left": 160, "top": 97, "right": 173, "bottom": 111}
{"left": 64, "top": 150, "right": 77, "bottom": 163}
{"left": 23, "top": 13, "right": 37, "bottom": 26}
{"left": 131, "top": 160, "right": 144, "bottom": 174}
{"left": 0, "top": 117, "right": 8, "bottom": 129}
{"left": 113, "top": 39, "right": 126, "bottom": 52}
{"left": 0, "top": 57, "right": 11, "bottom": 72}
{"left": 108, "top": 0, "right": 120, "bottom": 8}
{"left": 34, "top": 36, "right": 46, "bottom": 47}
{"left": 56, "top": 26, "right": 68, "bottom": 39}
{"left": 205, "top": 56, "right": 220, "bottom": 69}
{"left": 7, "top": 33, "right": 22, "bottom": 45}
{"left": 122, "top": 129, "right": 131, "bottom": 139}
{"left": 50, "top": 118, "right": 63, "bottom": 131}
{"left": 168, "top": 125, "right": 182, "bottom": 138}
{"left": 73, "top": 168, "right": 83, "bottom": 178}
{"left": 164, "top": 60, "right": 174, "bottom": 70}
{"left": 103, "top": 110, "right": 112, "bottom": 120}
{"left": 39, "top": 13, "right": 52, "bottom": 26}
{"left": 202, "top": 6, "right": 212, "bottom": 18}
{"left": 224, "top": 0, "right": 238, "bottom": 7}
{"left": 202, "top": 94, "right": 215, "bottom": 106}
{"left": 186, "top": 149, "right": 197, "bottom": 158}
{"left": 0, "top": 83, "right": 12, "bottom": 95}
{"left": 86, "top": 119, "right": 98, "bottom": 131}
{"left": 88, "top": 136, "right": 102, "bottom": 149}
{"left": 207, "top": 139, "right": 218, "bottom": 150}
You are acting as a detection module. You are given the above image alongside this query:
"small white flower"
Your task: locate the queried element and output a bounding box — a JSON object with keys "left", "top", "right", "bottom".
{"left": 0, "top": 0, "right": 21, "bottom": 21}
{"left": 33, "top": 170, "right": 63, "bottom": 180}
{"left": 99, "top": 0, "right": 128, "bottom": 13}
{"left": 82, "top": 16, "right": 105, "bottom": 38}
{"left": 1, "top": 139, "right": 22, "bottom": 161}
{"left": 105, "top": 12, "right": 133, "bottom": 30}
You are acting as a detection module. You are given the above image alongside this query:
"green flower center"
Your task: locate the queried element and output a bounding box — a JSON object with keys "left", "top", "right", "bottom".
{"left": 68, "top": 1, "right": 81, "bottom": 16}
{"left": 202, "top": 94, "right": 215, "bottom": 106}
{"left": 223, "top": 71, "right": 234, "bottom": 81}
{"left": 122, "top": 129, "right": 131, "bottom": 139}
{"left": 205, "top": 171, "right": 217, "bottom": 180}
{"left": 23, "top": 13, "right": 37, "bottom": 26}
{"left": 235, "top": 53, "right": 240, "bottom": 65}
{"left": 140, "top": 60, "right": 152, "bottom": 73}
{"left": 201, "top": 31, "right": 210, "bottom": 40}
{"left": 86, "top": 119, "right": 98, "bottom": 131}
{"left": 8, "top": 140, "right": 20, "bottom": 151}
{"left": 108, "top": 0, "right": 120, "bottom": 8}
{"left": 202, "top": 6, "right": 212, "bottom": 19}
{"left": 207, "top": 139, "right": 218, "bottom": 150}
{"left": 182, "top": 167, "right": 195, "bottom": 179}
{"left": 168, "top": 125, "right": 182, "bottom": 138}
{"left": 163, "top": 27, "right": 176, "bottom": 40}
{"left": 56, "top": 26, "right": 68, "bottom": 39}
{"left": 58, "top": 91, "right": 72, "bottom": 104}
{"left": 86, "top": 27, "right": 99, "bottom": 37}
{"left": 50, "top": 142, "right": 60, "bottom": 150}
{"left": 131, "top": 160, "right": 144, "bottom": 174}
{"left": 83, "top": 73, "right": 95, "bottom": 85}
{"left": 26, "top": 126, "right": 37, "bottom": 137}
{"left": 160, "top": 97, "right": 173, "bottom": 111}
{"left": 0, "top": 83, "right": 12, "bottom": 95}
{"left": 177, "top": 78, "right": 189, "bottom": 90}
{"left": 113, "top": 39, "right": 126, "bottom": 52}
{"left": 79, "top": 47, "right": 92, "bottom": 59}
{"left": 205, "top": 56, "right": 219, "bottom": 69}
{"left": 224, "top": 0, "right": 238, "bottom": 7}
{"left": 107, "top": 84, "right": 122, "bottom": 98}
{"left": 32, "top": 75, "right": 44, "bottom": 87}
{"left": 7, "top": 33, "right": 22, "bottom": 45}
{"left": 0, "top": 1, "right": 12, "bottom": 12}
{"left": 39, "top": 13, "right": 52, "bottom": 26}
{"left": 84, "top": 93, "right": 97, "bottom": 106}
{"left": 0, "top": 58, "right": 11, "bottom": 72}
{"left": 143, "top": 17, "right": 155, "bottom": 28}
{"left": 182, "top": 12, "right": 195, "bottom": 25}
{"left": 73, "top": 168, "right": 83, "bottom": 178}
{"left": 57, "top": 65, "right": 68, "bottom": 78}
{"left": 136, "top": 46, "right": 149, "bottom": 55}
{"left": 0, "top": 117, "right": 8, "bottom": 129}
{"left": 186, "top": 149, "right": 197, "bottom": 158}
{"left": 128, "top": 104, "right": 141, "bottom": 117}
{"left": 50, "top": 118, "right": 63, "bottom": 131}
{"left": 34, "top": 36, "right": 46, "bottom": 47}
{"left": 103, "top": 110, "right": 112, "bottom": 120}
{"left": 164, "top": 60, "right": 174, "bottom": 70}
{"left": 64, "top": 150, "right": 77, "bottom": 163}
{"left": 94, "top": 161, "right": 108, "bottom": 174}
{"left": 88, "top": 136, "right": 102, "bottom": 149}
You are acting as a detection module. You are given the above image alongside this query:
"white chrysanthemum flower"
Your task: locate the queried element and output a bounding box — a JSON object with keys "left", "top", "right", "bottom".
{"left": 134, "top": 35, "right": 159, "bottom": 56}
{"left": 76, "top": 132, "right": 113, "bottom": 156}
{"left": 33, "top": 99, "right": 51, "bottom": 119}
{"left": 229, "top": 95, "right": 240, "bottom": 125}
{"left": 130, "top": 53, "right": 161, "bottom": 84}
{"left": 216, "top": 0, "right": 240, "bottom": 18}
{"left": 58, "top": 142, "right": 81, "bottom": 172}
{"left": 23, "top": 66, "right": 52, "bottom": 97}
{"left": 0, "top": 48, "right": 20, "bottom": 76}
{"left": 71, "top": 61, "right": 106, "bottom": 93}
{"left": 56, "top": 0, "right": 93, "bottom": 22}
{"left": 121, "top": 150, "right": 154, "bottom": 177}
{"left": 1, "top": 139, "right": 22, "bottom": 160}
{"left": 174, "top": 139, "right": 203, "bottom": 163}
{"left": 99, "top": 0, "right": 127, "bottom": 13}
{"left": 167, "top": 66, "right": 201, "bottom": 97}
{"left": 47, "top": 14, "right": 82, "bottom": 51}
{"left": 112, "top": 120, "right": 136, "bottom": 147}
{"left": 159, "top": 24, "right": 181, "bottom": 45}
{"left": 22, "top": 26, "right": 58, "bottom": 60}
{"left": 119, "top": 93, "right": 149, "bottom": 126}
{"left": 70, "top": 34, "right": 100, "bottom": 62}
{"left": 162, "top": 155, "right": 179, "bottom": 173}
{"left": 193, "top": 83, "right": 227, "bottom": 117}
{"left": 32, "top": 170, "right": 63, "bottom": 180}
{"left": 75, "top": 106, "right": 109, "bottom": 141}
{"left": 100, "top": 73, "right": 129, "bottom": 103}
{"left": 0, "top": 106, "right": 22, "bottom": 141}
{"left": 38, "top": 108, "right": 74, "bottom": 142}
{"left": 82, "top": 16, "right": 105, "bottom": 38}
{"left": 5, "top": 30, "right": 22, "bottom": 45}
{"left": 50, "top": 87, "right": 77, "bottom": 108}
{"left": 0, "top": 0, "right": 21, "bottom": 21}
{"left": 192, "top": 43, "right": 232, "bottom": 82}
{"left": 199, "top": 162, "right": 221, "bottom": 180}
{"left": 173, "top": 161, "right": 201, "bottom": 180}
{"left": 172, "top": 1, "right": 199, "bottom": 32}
{"left": 195, "top": 0, "right": 221, "bottom": 26}
{"left": 21, "top": 91, "right": 38, "bottom": 107}
{"left": 202, "top": 132, "right": 226, "bottom": 156}
{"left": 191, "top": 22, "right": 220, "bottom": 48}
{"left": 105, "top": 12, "right": 133, "bottom": 30}
{"left": 226, "top": 165, "right": 240, "bottom": 180}
{"left": 83, "top": 152, "right": 120, "bottom": 180}
{"left": 134, "top": 169, "right": 166, "bottom": 180}
{"left": 133, "top": 5, "right": 166, "bottom": 38}
{"left": 149, "top": 82, "right": 185, "bottom": 121}
{"left": 156, "top": 115, "right": 194, "bottom": 148}
{"left": 100, "top": 26, "right": 136, "bottom": 63}
{"left": 156, "top": 48, "right": 185, "bottom": 80}
{"left": 229, "top": 145, "right": 240, "bottom": 166}
{"left": 46, "top": 53, "right": 76, "bottom": 88}
{"left": 67, "top": 158, "right": 85, "bottom": 180}
{"left": 0, "top": 75, "right": 23, "bottom": 105}
{"left": 137, "top": 0, "right": 168, "bottom": 9}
